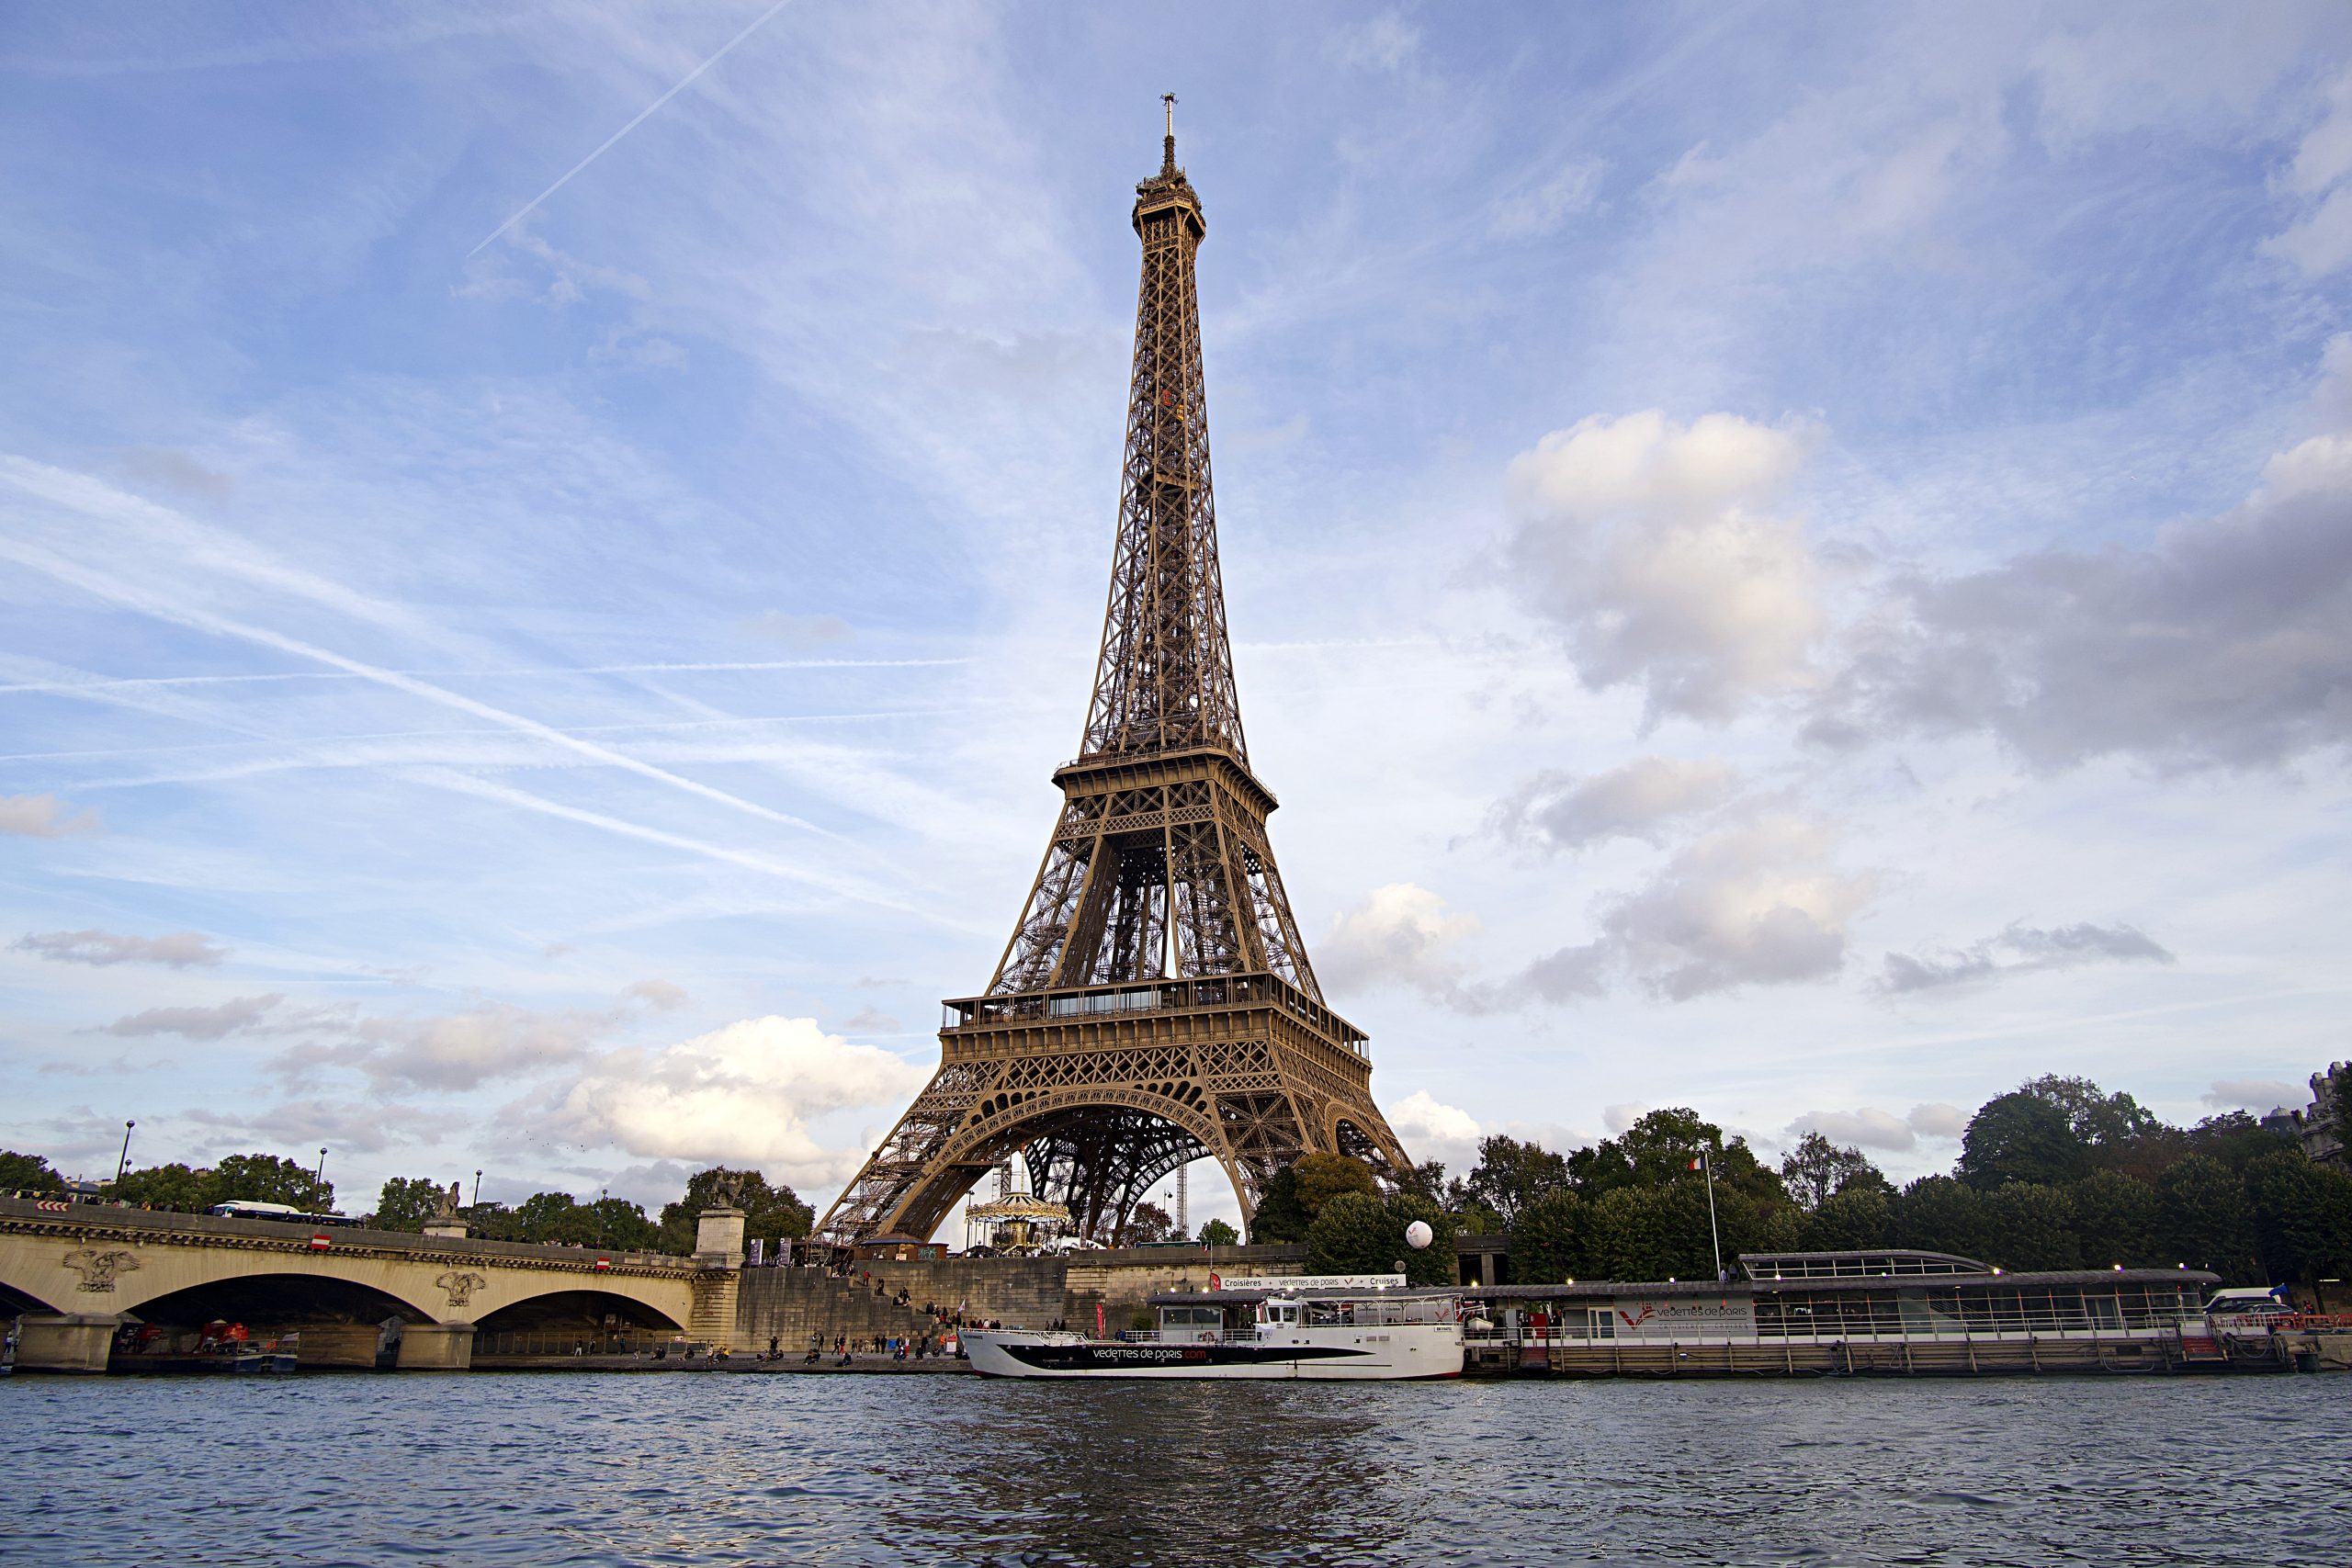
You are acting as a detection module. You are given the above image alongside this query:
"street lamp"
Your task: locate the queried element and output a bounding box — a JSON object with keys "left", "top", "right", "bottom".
{"left": 114, "top": 1120, "right": 136, "bottom": 1186}
{"left": 472, "top": 1169, "right": 482, "bottom": 1208}
{"left": 315, "top": 1146, "right": 328, "bottom": 1195}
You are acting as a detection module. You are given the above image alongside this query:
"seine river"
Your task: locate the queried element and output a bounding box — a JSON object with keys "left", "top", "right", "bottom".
{"left": 5, "top": 1373, "right": 2342, "bottom": 1566}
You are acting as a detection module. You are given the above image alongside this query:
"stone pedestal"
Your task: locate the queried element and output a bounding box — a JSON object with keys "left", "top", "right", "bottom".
{"left": 394, "top": 1320, "right": 475, "bottom": 1371}
{"left": 14, "top": 1314, "right": 123, "bottom": 1373}
{"left": 422, "top": 1219, "right": 469, "bottom": 1239}
{"left": 296, "top": 1324, "right": 390, "bottom": 1370}
{"left": 691, "top": 1205, "right": 746, "bottom": 1351}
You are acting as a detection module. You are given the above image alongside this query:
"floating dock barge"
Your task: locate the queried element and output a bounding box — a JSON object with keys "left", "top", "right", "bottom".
{"left": 1460, "top": 1249, "right": 2335, "bottom": 1377}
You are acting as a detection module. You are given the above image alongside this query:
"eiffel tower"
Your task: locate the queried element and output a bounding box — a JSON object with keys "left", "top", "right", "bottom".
{"left": 815, "top": 102, "right": 1410, "bottom": 1246}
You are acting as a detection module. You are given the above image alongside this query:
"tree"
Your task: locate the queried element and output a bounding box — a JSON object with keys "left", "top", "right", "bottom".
{"left": 1893, "top": 1176, "right": 1989, "bottom": 1261}
{"left": 1292, "top": 1153, "right": 1379, "bottom": 1216}
{"left": 1248, "top": 1166, "right": 1312, "bottom": 1244}
{"left": 2245, "top": 1150, "right": 2352, "bottom": 1286}
{"left": 654, "top": 1168, "right": 813, "bottom": 1255}
{"left": 1306, "top": 1192, "right": 1457, "bottom": 1286}
{"left": 112, "top": 1163, "right": 213, "bottom": 1212}
{"left": 0, "top": 1151, "right": 66, "bottom": 1194}
{"left": 373, "top": 1177, "right": 452, "bottom": 1233}
{"left": 1464, "top": 1135, "right": 1568, "bottom": 1225}
{"left": 1122, "top": 1201, "right": 1175, "bottom": 1246}
{"left": 1803, "top": 1187, "right": 1894, "bottom": 1252}
{"left": 1781, "top": 1132, "right": 1886, "bottom": 1211}
{"left": 2018, "top": 1075, "right": 2164, "bottom": 1154}
{"left": 209, "top": 1153, "right": 334, "bottom": 1212}
{"left": 2066, "top": 1169, "right": 2158, "bottom": 1268}
{"left": 1979, "top": 1183, "right": 2081, "bottom": 1272}
{"left": 1197, "top": 1218, "right": 1239, "bottom": 1247}
{"left": 1510, "top": 1188, "right": 1591, "bottom": 1284}
{"left": 2154, "top": 1154, "right": 2256, "bottom": 1281}
{"left": 1958, "top": 1093, "right": 2090, "bottom": 1190}
{"left": 1248, "top": 1155, "right": 1375, "bottom": 1244}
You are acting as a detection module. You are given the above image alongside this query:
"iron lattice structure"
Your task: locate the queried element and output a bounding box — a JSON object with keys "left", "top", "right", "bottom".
{"left": 816, "top": 110, "right": 1409, "bottom": 1247}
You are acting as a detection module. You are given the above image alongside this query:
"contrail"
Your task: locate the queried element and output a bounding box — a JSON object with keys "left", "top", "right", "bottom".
{"left": 0, "top": 659, "right": 968, "bottom": 695}
{"left": 467, "top": 0, "right": 795, "bottom": 258}
{"left": 0, "top": 536, "right": 849, "bottom": 845}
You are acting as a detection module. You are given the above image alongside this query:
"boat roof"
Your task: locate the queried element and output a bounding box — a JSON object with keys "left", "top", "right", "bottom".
{"left": 1148, "top": 1286, "right": 1463, "bottom": 1307}
{"left": 1464, "top": 1268, "right": 2220, "bottom": 1301}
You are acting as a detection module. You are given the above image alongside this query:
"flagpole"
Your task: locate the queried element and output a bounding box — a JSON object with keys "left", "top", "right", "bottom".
{"left": 1701, "top": 1150, "right": 1723, "bottom": 1282}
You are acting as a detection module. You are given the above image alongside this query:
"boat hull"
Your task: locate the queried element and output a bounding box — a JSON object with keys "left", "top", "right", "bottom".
{"left": 966, "top": 1329, "right": 1463, "bottom": 1381}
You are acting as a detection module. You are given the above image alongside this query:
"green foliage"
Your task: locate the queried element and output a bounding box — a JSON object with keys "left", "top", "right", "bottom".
{"left": 1781, "top": 1132, "right": 1888, "bottom": 1211}
{"left": 1293, "top": 1153, "right": 1379, "bottom": 1215}
{"left": 2017, "top": 1074, "right": 2163, "bottom": 1151}
{"left": 1509, "top": 1188, "right": 1590, "bottom": 1284}
{"left": 2244, "top": 1150, "right": 2352, "bottom": 1285}
{"left": 1893, "top": 1176, "right": 1987, "bottom": 1260}
{"left": 2066, "top": 1169, "right": 2158, "bottom": 1268}
{"left": 111, "top": 1163, "right": 212, "bottom": 1212}
{"left": 1248, "top": 1166, "right": 1311, "bottom": 1244}
{"left": 1196, "top": 1218, "right": 1239, "bottom": 1247}
{"left": 1958, "top": 1093, "right": 2091, "bottom": 1190}
{"left": 478, "top": 1190, "right": 658, "bottom": 1249}
{"left": 653, "top": 1168, "right": 813, "bottom": 1255}
{"left": 1465, "top": 1135, "right": 1568, "bottom": 1224}
{"left": 372, "top": 1177, "right": 452, "bottom": 1233}
{"left": 1306, "top": 1191, "right": 1459, "bottom": 1286}
{"left": 211, "top": 1153, "right": 334, "bottom": 1211}
{"left": 2155, "top": 1155, "right": 2256, "bottom": 1280}
{"left": 1979, "top": 1182, "right": 2080, "bottom": 1271}
{"left": 1248, "top": 1156, "right": 1375, "bottom": 1245}
{"left": 110, "top": 1154, "right": 332, "bottom": 1213}
{"left": 0, "top": 1150, "right": 67, "bottom": 1193}
{"left": 1122, "top": 1201, "right": 1175, "bottom": 1245}
{"left": 1804, "top": 1187, "right": 1894, "bottom": 1252}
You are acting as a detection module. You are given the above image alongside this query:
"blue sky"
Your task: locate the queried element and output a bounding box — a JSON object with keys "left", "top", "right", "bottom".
{"left": 4, "top": 3, "right": 2349, "bottom": 1230}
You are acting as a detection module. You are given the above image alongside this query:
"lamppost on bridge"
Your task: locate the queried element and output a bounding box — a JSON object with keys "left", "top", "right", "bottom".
{"left": 114, "top": 1120, "right": 135, "bottom": 1186}
{"left": 472, "top": 1169, "right": 482, "bottom": 1208}
{"left": 315, "top": 1146, "right": 328, "bottom": 1194}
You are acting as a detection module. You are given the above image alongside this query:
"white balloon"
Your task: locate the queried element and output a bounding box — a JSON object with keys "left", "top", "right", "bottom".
{"left": 1404, "top": 1219, "right": 1434, "bottom": 1251}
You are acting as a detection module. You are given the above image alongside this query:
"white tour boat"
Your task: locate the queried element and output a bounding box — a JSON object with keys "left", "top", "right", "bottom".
{"left": 963, "top": 1275, "right": 1465, "bottom": 1381}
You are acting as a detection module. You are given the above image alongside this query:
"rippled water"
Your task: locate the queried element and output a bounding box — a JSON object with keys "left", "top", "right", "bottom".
{"left": 5, "top": 1372, "right": 2344, "bottom": 1566}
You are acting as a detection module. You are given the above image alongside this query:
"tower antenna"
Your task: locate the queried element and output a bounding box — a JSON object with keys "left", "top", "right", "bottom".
{"left": 1161, "top": 93, "right": 1178, "bottom": 172}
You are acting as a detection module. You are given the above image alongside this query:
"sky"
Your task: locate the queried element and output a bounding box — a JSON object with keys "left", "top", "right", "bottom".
{"left": 3, "top": 2, "right": 2349, "bottom": 1235}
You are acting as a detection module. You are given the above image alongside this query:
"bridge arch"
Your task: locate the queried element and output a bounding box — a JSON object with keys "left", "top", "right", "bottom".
{"left": 0, "top": 1275, "right": 64, "bottom": 1316}
{"left": 895, "top": 1089, "right": 1243, "bottom": 1244}
{"left": 118, "top": 1272, "right": 435, "bottom": 1329}
{"left": 474, "top": 1288, "right": 684, "bottom": 1338}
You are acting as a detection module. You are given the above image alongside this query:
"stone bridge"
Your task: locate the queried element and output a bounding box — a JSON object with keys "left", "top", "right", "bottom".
{"left": 0, "top": 1196, "right": 745, "bottom": 1371}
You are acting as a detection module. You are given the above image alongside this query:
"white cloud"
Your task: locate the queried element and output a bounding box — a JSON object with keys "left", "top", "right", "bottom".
{"left": 1788, "top": 1106, "right": 1917, "bottom": 1152}
{"left": 2205, "top": 1078, "right": 2301, "bottom": 1111}
{"left": 1387, "top": 1089, "right": 1483, "bottom": 1173}
{"left": 1334, "top": 13, "right": 1418, "bottom": 72}
{"left": 0, "top": 793, "right": 102, "bottom": 837}
{"left": 842, "top": 1007, "right": 900, "bottom": 1033}
{"left": 1318, "top": 884, "right": 1483, "bottom": 1004}
{"left": 105, "top": 994, "right": 285, "bottom": 1040}
{"left": 1523, "top": 817, "right": 1874, "bottom": 1002}
{"left": 744, "top": 610, "right": 852, "bottom": 649}
{"left": 1490, "top": 156, "right": 1606, "bottom": 240}
{"left": 284, "top": 1003, "right": 616, "bottom": 1092}
{"left": 1812, "top": 343, "right": 2352, "bottom": 771}
{"left": 624, "top": 979, "right": 690, "bottom": 1011}
{"left": 1489, "top": 755, "right": 1736, "bottom": 852}
{"left": 1880, "top": 921, "right": 2174, "bottom": 995}
{"left": 1603, "top": 1102, "right": 1651, "bottom": 1135}
{"left": 2265, "top": 69, "right": 2352, "bottom": 276}
{"left": 15, "top": 929, "right": 225, "bottom": 967}
{"left": 1906, "top": 1103, "right": 1968, "bottom": 1140}
{"left": 552, "top": 1015, "right": 930, "bottom": 1191}
{"left": 1502, "top": 412, "right": 1825, "bottom": 723}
